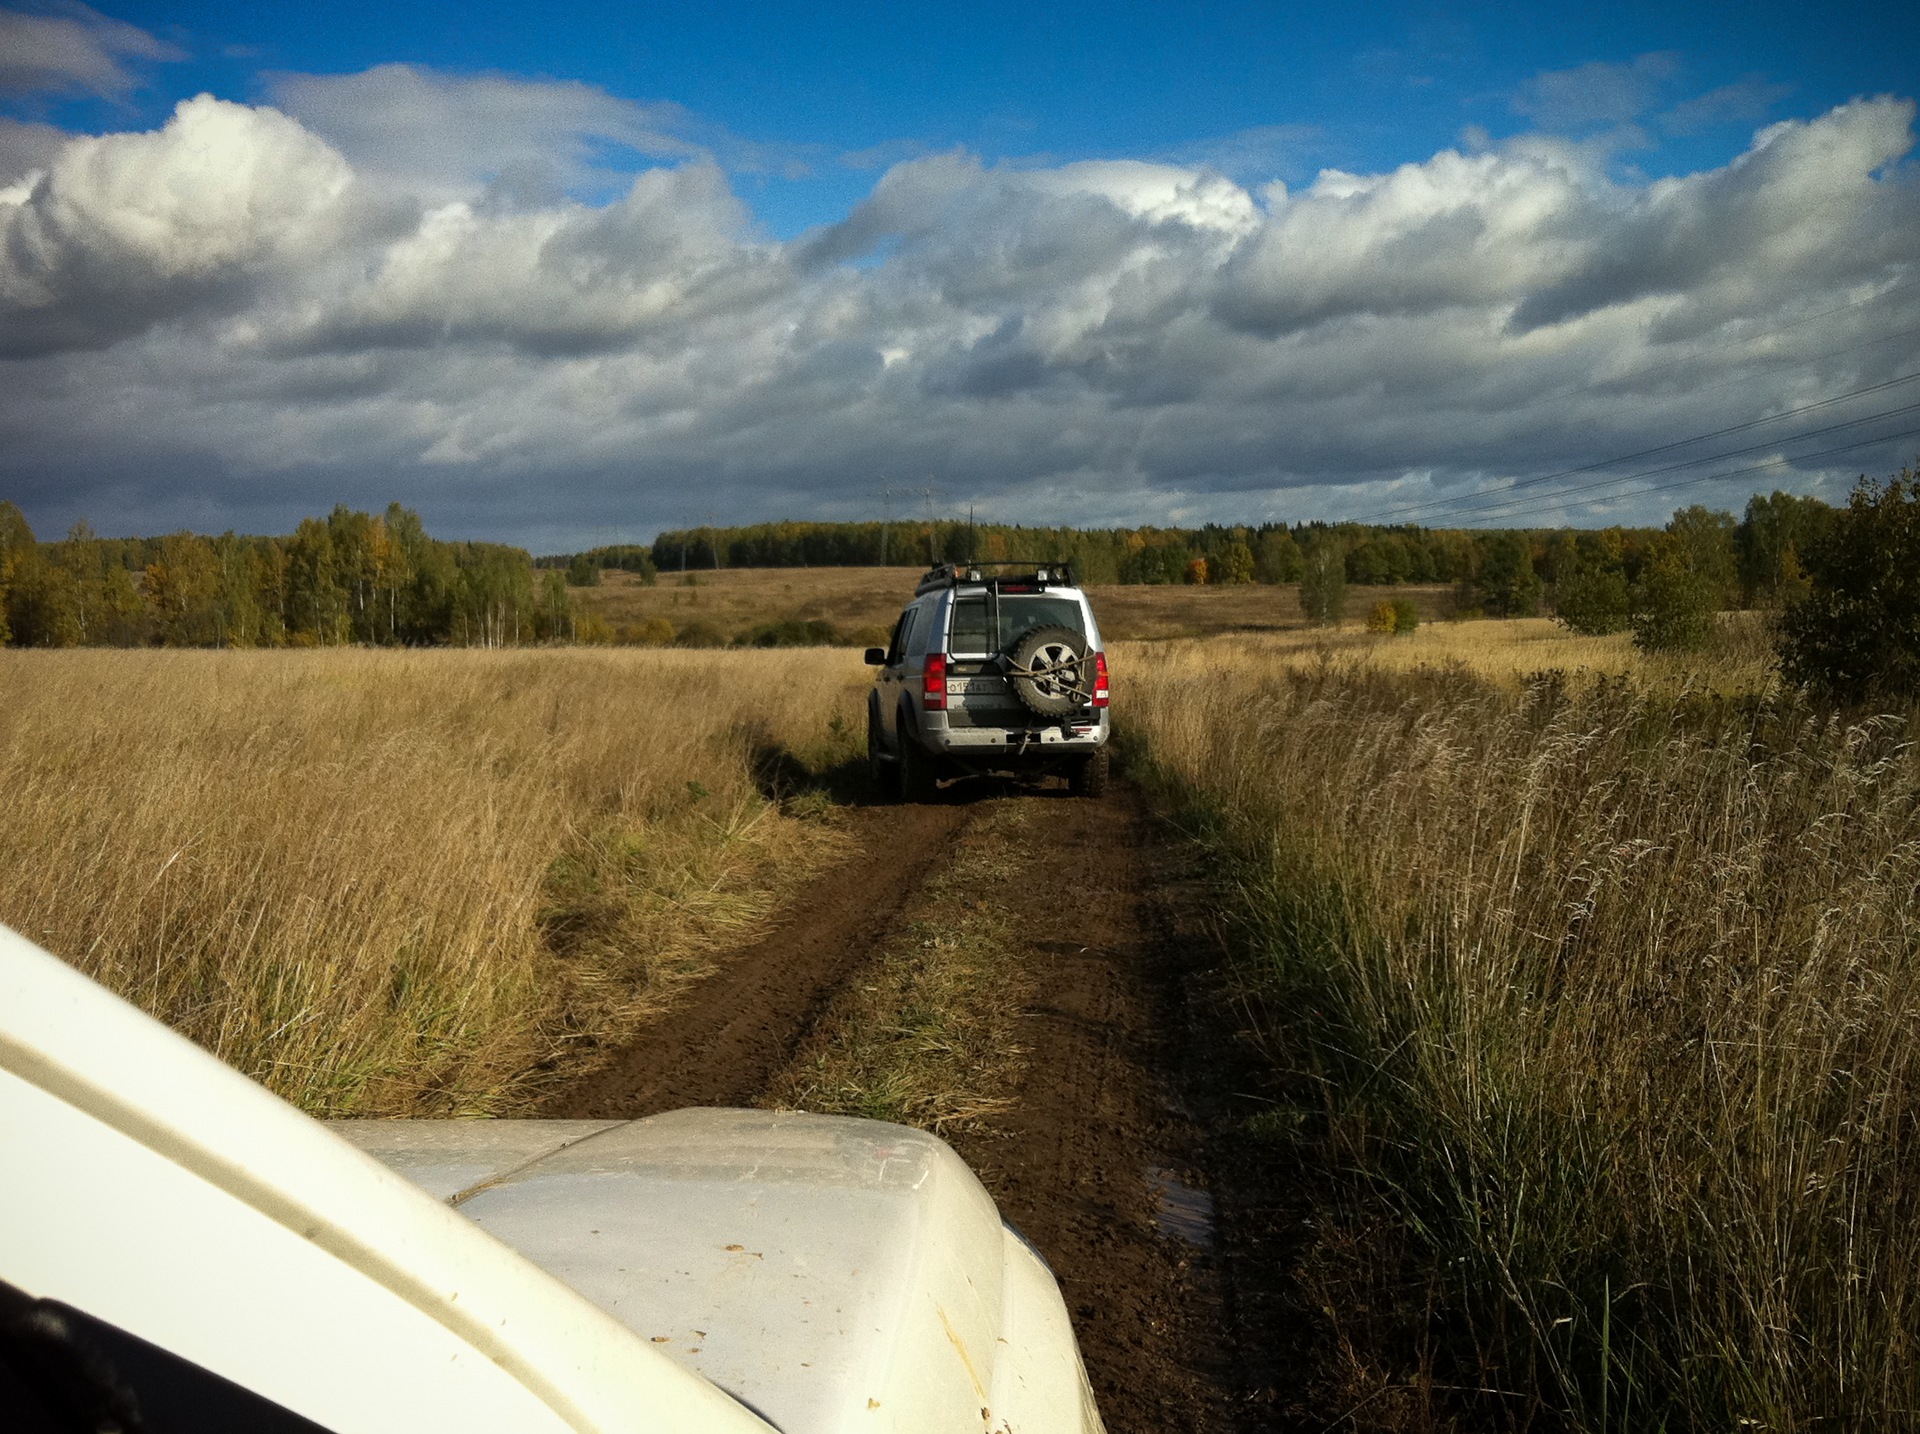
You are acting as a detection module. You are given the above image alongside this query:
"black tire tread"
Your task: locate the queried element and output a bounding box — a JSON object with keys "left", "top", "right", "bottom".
{"left": 1069, "top": 746, "right": 1111, "bottom": 798}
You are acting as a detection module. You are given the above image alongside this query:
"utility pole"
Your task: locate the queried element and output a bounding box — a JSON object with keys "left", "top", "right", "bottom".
{"left": 923, "top": 484, "right": 938, "bottom": 564}
{"left": 880, "top": 485, "right": 893, "bottom": 567}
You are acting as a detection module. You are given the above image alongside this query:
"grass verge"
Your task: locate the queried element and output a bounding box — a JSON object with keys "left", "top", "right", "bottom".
{"left": 0, "top": 646, "right": 865, "bottom": 1116}
{"left": 1121, "top": 653, "right": 1920, "bottom": 1432}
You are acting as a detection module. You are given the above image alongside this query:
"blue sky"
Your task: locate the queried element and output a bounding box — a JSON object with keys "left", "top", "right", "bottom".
{"left": 1, "top": 2, "right": 1918, "bottom": 544}
{"left": 35, "top": 0, "right": 1920, "bottom": 234}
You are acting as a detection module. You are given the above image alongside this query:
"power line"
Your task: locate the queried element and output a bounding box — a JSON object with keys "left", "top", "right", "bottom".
{"left": 1372, "top": 393, "right": 1920, "bottom": 528}
{"left": 1337, "top": 274, "right": 1920, "bottom": 528}
{"left": 1359, "top": 368, "right": 1920, "bottom": 526}
{"left": 1437, "top": 423, "right": 1920, "bottom": 528}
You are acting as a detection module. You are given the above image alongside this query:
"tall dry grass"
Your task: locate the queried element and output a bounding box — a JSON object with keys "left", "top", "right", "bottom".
{"left": 1124, "top": 647, "right": 1920, "bottom": 1430}
{"left": 1139, "top": 610, "right": 1778, "bottom": 694}
{"left": 0, "top": 647, "right": 867, "bottom": 1116}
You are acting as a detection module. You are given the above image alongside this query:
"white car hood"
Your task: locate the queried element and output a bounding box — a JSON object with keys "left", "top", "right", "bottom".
{"left": 333, "top": 1109, "right": 1055, "bottom": 1434}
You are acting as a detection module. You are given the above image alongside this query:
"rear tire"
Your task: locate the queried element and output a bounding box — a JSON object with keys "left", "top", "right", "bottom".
{"left": 898, "top": 734, "right": 941, "bottom": 803}
{"left": 868, "top": 707, "right": 899, "bottom": 797}
{"left": 1068, "top": 746, "right": 1110, "bottom": 798}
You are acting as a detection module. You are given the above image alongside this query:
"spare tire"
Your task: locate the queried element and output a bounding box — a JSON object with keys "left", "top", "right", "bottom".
{"left": 1006, "top": 625, "right": 1093, "bottom": 718}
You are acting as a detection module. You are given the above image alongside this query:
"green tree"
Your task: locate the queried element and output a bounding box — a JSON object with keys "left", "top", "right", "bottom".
{"left": 328, "top": 506, "right": 382, "bottom": 642}
{"left": 452, "top": 543, "right": 535, "bottom": 647}
{"left": 1300, "top": 539, "right": 1347, "bottom": 624}
{"left": 144, "top": 533, "right": 223, "bottom": 645}
{"left": 385, "top": 503, "right": 454, "bottom": 643}
{"left": 286, "top": 517, "right": 348, "bottom": 643}
{"left": 0, "top": 500, "right": 33, "bottom": 644}
{"left": 1738, "top": 491, "right": 1833, "bottom": 607}
{"left": 5, "top": 549, "right": 83, "bottom": 646}
{"left": 1254, "top": 528, "right": 1303, "bottom": 583}
{"left": 1216, "top": 540, "right": 1255, "bottom": 584}
{"left": 1779, "top": 467, "right": 1920, "bottom": 703}
{"left": 537, "top": 568, "right": 573, "bottom": 641}
{"left": 566, "top": 552, "right": 602, "bottom": 587}
{"left": 1472, "top": 533, "right": 1542, "bottom": 617}
{"left": 1665, "top": 505, "right": 1740, "bottom": 609}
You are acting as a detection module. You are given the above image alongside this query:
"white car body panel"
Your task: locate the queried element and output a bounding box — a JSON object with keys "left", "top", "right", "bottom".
{"left": 0, "top": 923, "right": 1104, "bottom": 1434}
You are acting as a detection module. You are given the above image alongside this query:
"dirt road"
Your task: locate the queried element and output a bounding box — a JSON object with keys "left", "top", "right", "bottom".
{"left": 544, "top": 779, "right": 1301, "bottom": 1433}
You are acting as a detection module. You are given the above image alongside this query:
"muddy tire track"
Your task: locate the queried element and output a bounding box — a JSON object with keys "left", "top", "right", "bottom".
{"left": 542, "top": 779, "right": 1299, "bottom": 1431}
{"left": 542, "top": 800, "right": 972, "bottom": 1118}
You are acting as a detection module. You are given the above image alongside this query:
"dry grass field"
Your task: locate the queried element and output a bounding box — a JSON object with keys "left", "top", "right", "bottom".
{"left": 579, "top": 566, "right": 923, "bottom": 647}
{"left": 1111, "top": 609, "right": 1778, "bottom": 695}
{"left": 1122, "top": 636, "right": 1920, "bottom": 1429}
{"left": 0, "top": 647, "right": 868, "bottom": 1116}
{"left": 3, "top": 586, "right": 1847, "bottom": 1428}
{"left": 576, "top": 565, "right": 1457, "bottom": 644}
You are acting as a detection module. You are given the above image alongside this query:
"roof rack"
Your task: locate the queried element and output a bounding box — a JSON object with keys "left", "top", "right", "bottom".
{"left": 913, "top": 559, "right": 1078, "bottom": 596}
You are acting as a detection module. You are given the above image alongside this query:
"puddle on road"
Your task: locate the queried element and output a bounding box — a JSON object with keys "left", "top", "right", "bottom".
{"left": 1145, "top": 1167, "right": 1216, "bottom": 1247}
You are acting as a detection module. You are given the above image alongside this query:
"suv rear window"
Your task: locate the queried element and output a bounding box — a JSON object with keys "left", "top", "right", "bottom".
{"left": 948, "top": 595, "right": 1086, "bottom": 655}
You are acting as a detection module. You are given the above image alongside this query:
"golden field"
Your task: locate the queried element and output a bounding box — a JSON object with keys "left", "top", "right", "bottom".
{"left": 1121, "top": 629, "right": 1920, "bottom": 1430}
{"left": 576, "top": 565, "right": 1458, "bottom": 644}
{"left": 2, "top": 595, "right": 1864, "bottom": 1428}
{"left": 0, "top": 647, "right": 868, "bottom": 1116}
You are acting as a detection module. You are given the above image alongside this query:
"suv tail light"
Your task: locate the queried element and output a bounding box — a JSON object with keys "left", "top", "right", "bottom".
{"left": 1092, "top": 651, "right": 1110, "bottom": 708}
{"left": 923, "top": 651, "right": 948, "bottom": 710}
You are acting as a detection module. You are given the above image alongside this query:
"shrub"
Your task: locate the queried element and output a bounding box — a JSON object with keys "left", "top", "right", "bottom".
{"left": 1365, "top": 600, "right": 1396, "bottom": 633}
{"left": 1779, "top": 465, "right": 1920, "bottom": 704}
{"left": 1389, "top": 597, "right": 1419, "bottom": 634}
{"left": 1554, "top": 564, "right": 1631, "bottom": 635}
{"left": 1630, "top": 538, "right": 1714, "bottom": 652}
{"left": 623, "top": 616, "right": 676, "bottom": 645}
{"left": 739, "top": 618, "right": 841, "bottom": 648}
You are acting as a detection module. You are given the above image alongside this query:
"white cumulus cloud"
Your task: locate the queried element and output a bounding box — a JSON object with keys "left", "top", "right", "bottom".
{"left": 0, "top": 95, "right": 356, "bottom": 355}
{"left": 0, "top": 75, "right": 1916, "bottom": 545}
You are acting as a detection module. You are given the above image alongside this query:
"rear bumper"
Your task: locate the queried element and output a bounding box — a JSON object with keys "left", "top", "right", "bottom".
{"left": 918, "top": 712, "right": 1108, "bottom": 760}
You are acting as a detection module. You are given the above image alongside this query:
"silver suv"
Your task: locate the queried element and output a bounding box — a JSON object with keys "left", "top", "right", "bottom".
{"left": 865, "top": 562, "right": 1111, "bottom": 800}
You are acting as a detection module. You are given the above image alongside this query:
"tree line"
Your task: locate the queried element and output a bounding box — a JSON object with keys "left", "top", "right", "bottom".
{"left": 0, "top": 502, "right": 577, "bottom": 648}
{"left": 628, "top": 499, "right": 1827, "bottom": 616}
{"left": 0, "top": 484, "right": 1856, "bottom": 662}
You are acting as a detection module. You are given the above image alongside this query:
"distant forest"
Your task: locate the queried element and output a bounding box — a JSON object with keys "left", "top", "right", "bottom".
{"left": 2, "top": 492, "right": 1835, "bottom": 648}
{"left": 0, "top": 502, "right": 573, "bottom": 649}
{"left": 637, "top": 497, "right": 1829, "bottom": 610}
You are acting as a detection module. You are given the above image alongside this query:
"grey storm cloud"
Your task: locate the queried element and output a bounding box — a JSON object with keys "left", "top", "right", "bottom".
{"left": 1, "top": 71, "right": 1918, "bottom": 545}
{"left": 0, "top": 4, "right": 182, "bottom": 102}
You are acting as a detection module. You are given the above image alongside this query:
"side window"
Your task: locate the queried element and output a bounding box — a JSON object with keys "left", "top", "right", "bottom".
{"left": 885, "top": 609, "right": 915, "bottom": 666}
